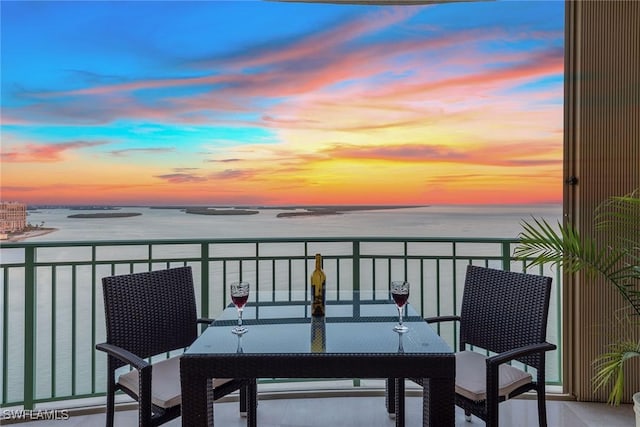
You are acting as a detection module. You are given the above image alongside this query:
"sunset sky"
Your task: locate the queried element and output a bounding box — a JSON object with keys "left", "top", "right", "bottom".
{"left": 1, "top": 0, "right": 564, "bottom": 206}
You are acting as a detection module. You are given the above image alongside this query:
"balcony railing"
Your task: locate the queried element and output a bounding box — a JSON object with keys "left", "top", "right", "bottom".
{"left": 0, "top": 237, "right": 562, "bottom": 410}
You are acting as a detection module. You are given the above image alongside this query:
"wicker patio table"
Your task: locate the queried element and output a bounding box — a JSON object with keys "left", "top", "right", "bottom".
{"left": 180, "top": 298, "right": 455, "bottom": 427}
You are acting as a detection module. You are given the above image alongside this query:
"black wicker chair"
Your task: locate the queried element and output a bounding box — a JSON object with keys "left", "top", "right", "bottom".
{"left": 96, "top": 266, "right": 255, "bottom": 427}
{"left": 412, "top": 265, "right": 556, "bottom": 427}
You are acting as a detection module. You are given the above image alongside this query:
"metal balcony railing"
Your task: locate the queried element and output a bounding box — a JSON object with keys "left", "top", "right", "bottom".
{"left": 0, "top": 237, "right": 562, "bottom": 409}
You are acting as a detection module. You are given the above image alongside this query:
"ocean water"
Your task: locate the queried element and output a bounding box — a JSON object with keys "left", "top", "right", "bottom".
{"left": 25, "top": 204, "right": 562, "bottom": 242}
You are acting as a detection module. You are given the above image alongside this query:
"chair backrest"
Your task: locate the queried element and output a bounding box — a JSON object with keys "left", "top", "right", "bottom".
{"left": 101, "top": 266, "right": 198, "bottom": 368}
{"left": 459, "top": 265, "right": 552, "bottom": 369}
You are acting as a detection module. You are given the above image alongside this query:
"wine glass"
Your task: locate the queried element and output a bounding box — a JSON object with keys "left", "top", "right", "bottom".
{"left": 230, "top": 281, "right": 249, "bottom": 335}
{"left": 391, "top": 281, "right": 410, "bottom": 333}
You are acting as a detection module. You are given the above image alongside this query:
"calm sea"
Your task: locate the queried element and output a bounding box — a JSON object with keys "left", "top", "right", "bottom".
{"left": 26, "top": 204, "right": 562, "bottom": 241}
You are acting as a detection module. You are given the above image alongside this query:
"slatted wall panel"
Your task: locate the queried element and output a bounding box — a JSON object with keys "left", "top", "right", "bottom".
{"left": 566, "top": 0, "right": 640, "bottom": 402}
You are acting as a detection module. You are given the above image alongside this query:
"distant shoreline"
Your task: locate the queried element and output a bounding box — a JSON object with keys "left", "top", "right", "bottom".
{"left": 3, "top": 228, "right": 58, "bottom": 242}
{"left": 31, "top": 204, "right": 428, "bottom": 210}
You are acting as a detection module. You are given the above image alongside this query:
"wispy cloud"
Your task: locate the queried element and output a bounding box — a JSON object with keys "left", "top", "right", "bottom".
{"left": 209, "top": 169, "right": 257, "bottom": 180}
{"left": 1, "top": 140, "right": 109, "bottom": 163}
{"left": 108, "top": 147, "right": 174, "bottom": 156}
{"left": 323, "top": 141, "right": 561, "bottom": 167}
{"left": 2, "top": 8, "right": 562, "bottom": 131}
{"left": 154, "top": 173, "right": 207, "bottom": 183}
{"left": 206, "top": 158, "right": 242, "bottom": 163}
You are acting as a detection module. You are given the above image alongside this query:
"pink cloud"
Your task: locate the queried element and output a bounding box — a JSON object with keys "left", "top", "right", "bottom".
{"left": 1, "top": 140, "right": 109, "bottom": 162}
{"left": 2, "top": 8, "right": 424, "bottom": 126}
{"left": 199, "top": 7, "right": 421, "bottom": 71}
{"left": 367, "top": 47, "right": 564, "bottom": 101}
{"left": 3, "top": 10, "right": 563, "bottom": 132}
{"left": 324, "top": 141, "right": 562, "bottom": 167}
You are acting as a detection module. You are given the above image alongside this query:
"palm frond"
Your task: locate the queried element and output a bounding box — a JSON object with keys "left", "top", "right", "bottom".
{"left": 595, "top": 190, "right": 640, "bottom": 247}
{"left": 517, "top": 188, "right": 640, "bottom": 405}
{"left": 592, "top": 341, "right": 640, "bottom": 405}
{"left": 515, "top": 218, "right": 629, "bottom": 278}
{"left": 513, "top": 218, "right": 565, "bottom": 265}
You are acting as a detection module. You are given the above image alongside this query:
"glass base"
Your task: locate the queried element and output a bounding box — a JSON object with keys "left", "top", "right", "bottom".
{"left": 231, "top": 326, "right": 248, "bottom": 335}
{"left": 393, "top": 324, "right": 408, "bottom": 333}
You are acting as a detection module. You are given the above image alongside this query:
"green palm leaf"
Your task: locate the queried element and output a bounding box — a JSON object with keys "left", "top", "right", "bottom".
{"left": 593, "top": 341, "right": 640, "bottom": 405}
{"left": 516, "top": 188, "right": 640, "bottom": 404}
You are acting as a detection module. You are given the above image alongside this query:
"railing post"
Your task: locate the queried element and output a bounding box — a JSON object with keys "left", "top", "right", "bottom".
{"left": 352, "top": 241, "right": 360, "bottom": 317}
{"left": 23, "top": 246, "right": 36, "bottom": 410}
{"left": 201, "top": 243, "right": 210, "bottom": 319}
{"left": 352, "top": 240, "right": 360, "bottom": 293}
{"left": 501, "top": 241, "right": 511, "bottom": 271}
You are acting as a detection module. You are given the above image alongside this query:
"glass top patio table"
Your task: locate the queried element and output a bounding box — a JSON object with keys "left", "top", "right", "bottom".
{"left": 180, "top": 297, "right": 455, "bottom": 427}
{"left": 189, "top": 300, "right": 452, "bottom": 355}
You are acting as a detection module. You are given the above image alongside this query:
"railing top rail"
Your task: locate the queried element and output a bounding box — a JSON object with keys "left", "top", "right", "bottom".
{"left": 0, "top": 236, "right": 520, "bottom": 249}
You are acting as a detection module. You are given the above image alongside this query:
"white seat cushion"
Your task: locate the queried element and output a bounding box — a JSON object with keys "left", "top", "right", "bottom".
{"left": 455, "top": 350, "right": 532, "bottom": 402}
{"left": 117, "top": 356, "right": 233, "bottom": 409}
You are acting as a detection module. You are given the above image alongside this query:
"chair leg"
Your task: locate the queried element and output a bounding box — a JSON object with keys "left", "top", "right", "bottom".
{"left": 486, "top": 399, "right": 499, "bottom": 427}
{"left": 486, "top": 365, "right": 499, "bottom": 427}
{"left": 105, "top": 361, "right": 116, "bottom": 427}
{"left": 537, "top": 363, "right": 549, "bottom": 427}
{"left": 105, "top": 382, "right": 115, "bottom": 427}
{"left": 537, "top": 388, "right": 548, "bottom": 427}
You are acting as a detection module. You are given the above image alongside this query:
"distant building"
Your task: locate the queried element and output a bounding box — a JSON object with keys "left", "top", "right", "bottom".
{"left": 0, "top": 202, "right": 27, "bottom": 233}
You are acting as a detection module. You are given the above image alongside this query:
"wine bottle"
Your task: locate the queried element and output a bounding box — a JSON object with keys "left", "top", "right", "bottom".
{"left": 310, "top": 253, "right": 326, "bottom": 317}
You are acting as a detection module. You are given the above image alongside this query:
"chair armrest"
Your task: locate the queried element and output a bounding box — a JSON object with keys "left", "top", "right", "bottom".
{"left": 424, "top": 315, "right": 460, "bottom": 324}
{"left": 95, "top": 342, "right": 150, "bottom": 371}
{"left": 486, "top": 342, "right": 557, "bottom": 367}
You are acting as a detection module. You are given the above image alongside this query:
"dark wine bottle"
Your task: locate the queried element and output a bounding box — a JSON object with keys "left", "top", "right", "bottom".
{"left": 311, "top": 253, "right": 326, "bottom": 317}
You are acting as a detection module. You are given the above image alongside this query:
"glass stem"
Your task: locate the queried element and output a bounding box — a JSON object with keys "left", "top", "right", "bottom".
{"left": 238, "top": 309, "right": 243, "bottom": 328}
{"left": 397, "top": 306, "right": 403, "bottom": 326}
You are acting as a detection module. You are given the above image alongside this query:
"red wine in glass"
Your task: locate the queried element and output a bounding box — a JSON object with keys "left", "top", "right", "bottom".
{"left": 392, "top": 292, "right": 409, "bottom": 308}
{"left": 232, "top": 294, "right": 248, "bottom": 309}
{"left": 391, "top": 281, "right": 410, "bottom": 333}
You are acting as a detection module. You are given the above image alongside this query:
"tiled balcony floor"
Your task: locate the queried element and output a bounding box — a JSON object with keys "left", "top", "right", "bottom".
{"left": 8, "top": 395, "right": 635, "bottom": 427}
